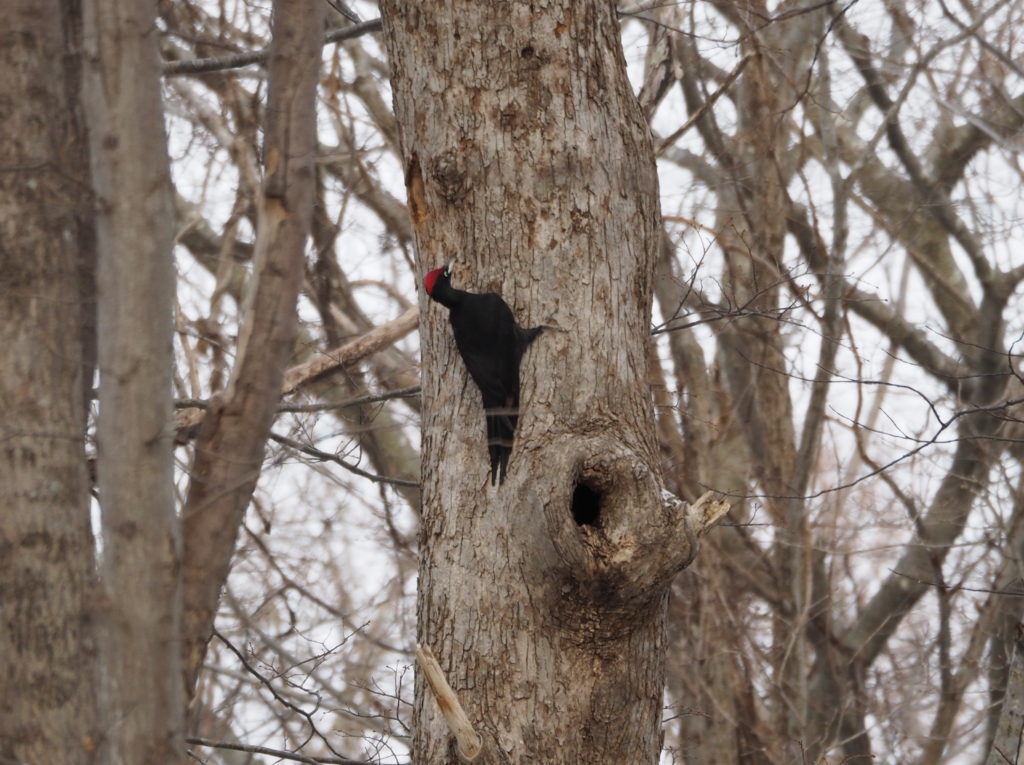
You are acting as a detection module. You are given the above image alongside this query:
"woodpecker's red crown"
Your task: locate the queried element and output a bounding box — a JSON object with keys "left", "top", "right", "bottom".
{"left": 423, "top": 262, "right": 451, "bottom": 296}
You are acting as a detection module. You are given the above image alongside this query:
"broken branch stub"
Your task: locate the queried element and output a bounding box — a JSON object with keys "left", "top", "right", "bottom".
{"left": 415, "top": 644, "right": 483, "bottom": 762}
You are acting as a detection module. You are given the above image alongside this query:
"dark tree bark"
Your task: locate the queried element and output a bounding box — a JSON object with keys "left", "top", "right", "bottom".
{"left": 0, "top": 2, "right": 99, "bottom": 762}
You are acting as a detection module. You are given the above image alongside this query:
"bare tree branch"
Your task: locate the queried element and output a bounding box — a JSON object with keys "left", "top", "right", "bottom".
{"left": 187, "top": 736, "right": 382, "bottom": 765}
{"left": 163, "top": 18, "right": 382, "bottom": 76}
{"left": 180, "top": 0, "right": 326, "bottom": 693}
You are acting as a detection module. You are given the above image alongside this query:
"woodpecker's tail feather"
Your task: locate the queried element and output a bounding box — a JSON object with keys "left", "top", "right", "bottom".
{"left": 485, "top": 407, "right": 517, "bottom": 485}
{"left": 487, "top": 440, "right": 511, "bottom": 486}
{"left": 521, "top": 326, "right": 543, "bottom": 347}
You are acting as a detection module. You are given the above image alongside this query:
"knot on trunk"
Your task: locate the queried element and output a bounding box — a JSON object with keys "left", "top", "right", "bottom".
{"left": 542, "top": 437, "right": 728, "bottom": 622}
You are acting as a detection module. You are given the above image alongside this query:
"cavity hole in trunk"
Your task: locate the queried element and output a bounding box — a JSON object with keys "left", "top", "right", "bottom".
{"left": 572, "top": 481, "right": 601, "bottom": 527}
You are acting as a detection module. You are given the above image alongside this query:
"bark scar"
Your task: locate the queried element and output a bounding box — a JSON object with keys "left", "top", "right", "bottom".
{"left": 407, "top": 153, "right": 427, "bottom": 228}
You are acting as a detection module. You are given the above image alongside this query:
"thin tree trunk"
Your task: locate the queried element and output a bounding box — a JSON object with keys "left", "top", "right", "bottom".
{"left": 181, "top": 0, "right": 326, "bottom": 694}
{"left": 81, "top": 0, "right": 183, "bottom": 760}
{"left": 705, "top": 43, "right": 803, "bottom": 757}
{"left": 0, "top": 3, "right": 99, "bottom": 761}
{"left": 379, "top": 2, "right": 725, "bottom": 762}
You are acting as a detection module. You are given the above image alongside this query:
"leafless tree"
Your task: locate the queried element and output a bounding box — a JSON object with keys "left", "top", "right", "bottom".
{"left": 2, "top": 1, "right": 1023, "bottom": 764}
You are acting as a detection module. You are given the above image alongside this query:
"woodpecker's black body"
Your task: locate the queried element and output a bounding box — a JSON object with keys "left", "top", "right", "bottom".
{"left": 424, "top": 263, "right": 541, "bottom": 485}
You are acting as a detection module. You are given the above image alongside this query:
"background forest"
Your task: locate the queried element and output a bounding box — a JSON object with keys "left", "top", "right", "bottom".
{"left": 3, "top": 0, "right": 1024, "bottom": 764}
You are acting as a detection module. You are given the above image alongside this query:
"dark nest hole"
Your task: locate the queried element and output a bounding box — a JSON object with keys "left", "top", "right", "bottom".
{"left": 571, "top": 480, "right": 602, "bottom": 528}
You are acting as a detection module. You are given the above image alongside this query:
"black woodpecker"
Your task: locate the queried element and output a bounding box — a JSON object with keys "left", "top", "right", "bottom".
{"left": 423, "top": 262, "right": 542, "bottom": 485}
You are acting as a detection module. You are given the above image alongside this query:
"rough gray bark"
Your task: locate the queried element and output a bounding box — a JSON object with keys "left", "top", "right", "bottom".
{"left": 81, "top": 0, "right": 184, "bottom": 761}
{"left": 986, "top": 626, "right": 1024, "bottom": 765}
{"left": 988, "top": 503, "right": 1024, "bottom": 759}
{"left": 181, "top": 0, "right": 326, "bottom": 693}
{"left": 379, "top": 2, "right": 725, "bottom": 762}
{"left": 0, "top": 2, "right": 99, "bottom": 762}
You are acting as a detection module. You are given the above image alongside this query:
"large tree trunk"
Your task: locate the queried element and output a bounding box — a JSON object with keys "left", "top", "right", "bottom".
{"left": 81, "top": 0, "right": 184, "bottom": 761}
{"left": 0, "top": 3, "right": 99, "bottom": 762}
{"left": 380, "top": 2, "right": 724, "bottom": 762}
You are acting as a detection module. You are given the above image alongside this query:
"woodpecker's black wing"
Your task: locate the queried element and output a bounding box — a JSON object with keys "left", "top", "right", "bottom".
{"left": 447, "top": 292, "right": 523, "bottom": 484}
{"left": 424, "top": 265, "right": 543, "bottom": 485}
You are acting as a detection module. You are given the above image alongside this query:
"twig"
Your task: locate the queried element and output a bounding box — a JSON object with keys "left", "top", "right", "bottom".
{"left": 186, "top": 736, "right": 385, "bottom": 764}
{"left": 175, "top": 308, "right": 418, "bottom": 437}
{"left": 277, "top": 385, "right": 421, "bottom": 413}
{"left": 176, "top": 385, "right": 421, "bottom": 413}
{"left": 889, "top": 569, "right": 1024, "bottom": 598}
{"left": 269, "top": 431, "right": 421, "bottom": 488}
{"left": 415, "top": 644, "right": 482, "bottom": 761}
{"left": 213, "top": 629, "right": 348, "bottom": 760}
{"left": 164, "top": 19, "right": 383, "bottom": 76}
{"left": 655, "top": 55, "right": 750, "bottom": 154}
